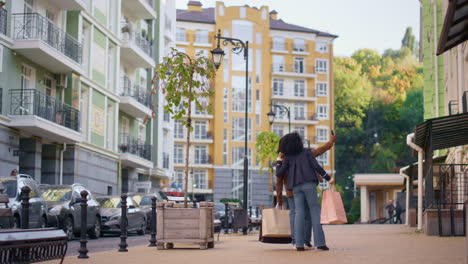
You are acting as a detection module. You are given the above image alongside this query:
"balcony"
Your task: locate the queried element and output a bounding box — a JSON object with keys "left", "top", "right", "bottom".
{"left": 119, "top": 77, "right": 152, "bottom": 119}
{"left": 12, "top": 13, "right": 82, "bottom": 74}
{"left": 9, "top": 89, "right": 81, "bottom": 143}
{"left": 46, "top": 0, "right": 87, "bottom": 11}
{"left": 122, "top": 0, "right": 157, "bottom": 19}
{"left": 271, "top": 64, "right": 316, "bottom": 78}
{"left": 121, "top": 29, "right": 155, "bottom": 68}
{"left": 274, "top": 111, "right": 318, "bottom": 125}
{"left": 174, "top": 155, "right": 213, "bottom": 168}
{"left": 119, "top": 133, "right": 153, "bottom": 169}
{"left": 271, "top": 88, "right": 316, "bottom": 102}
{"left": 0, "top": 7, "right": 6, "bottom": 36}
{"left": 175, "top": 132, "right": 213, "bottom": 144}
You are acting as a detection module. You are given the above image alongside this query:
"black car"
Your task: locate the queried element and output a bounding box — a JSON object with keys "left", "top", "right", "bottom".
{"left": 97, "top": 196, "right": 147, "bottom": 235}
{"left": 40, "top": 184, "right": 101, "bottom": 240}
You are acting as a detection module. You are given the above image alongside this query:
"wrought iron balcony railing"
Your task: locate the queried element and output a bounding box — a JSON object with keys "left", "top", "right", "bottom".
{"left": 274, "top": 111, "right": 318, "bottom": 121}
{"left": 9, "top": 89, "right": 80, "bottom": 131}
{"left": 194, "top": 154, "right": 212, "bottom": 165}
{"left": 119, "top": 133, "right": 151, "bottom": 161}
{"left": 12, "top": 13, "right": 82, "bottom": 64}
{"left": 272, "top": 64, "right": 315, "bottom": 74}
{"left": 272, "top": 88, "right": 316, "bottom": 98}
{"left": 0, "top": 8, "right": 7, "bottom": 36}
{"left": 120, "top": 77, "right": 151, "bottom": 108}
{"left": 122, "top": 27, "right": 153, "bottom": 57}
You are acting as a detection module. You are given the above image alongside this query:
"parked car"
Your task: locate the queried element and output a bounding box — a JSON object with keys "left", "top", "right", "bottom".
{"left": 97, "top": 196, "right": 147, "bottom": 235}
{"left": 0, "top": 175, "right": 48, "bottom": 228}
{"left": 39, "top": 184, "right": 101, "bottom": 240}
{"left": 128, "top": 193, "right": 163, "bottom": 230}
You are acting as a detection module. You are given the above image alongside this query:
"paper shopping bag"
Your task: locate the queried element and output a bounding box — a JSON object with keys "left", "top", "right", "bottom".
{"left": 320, "top": 190, "right": 348, "bottom": 224}
{"left": 259, "top": 208, "right": 292, "bottom": 243}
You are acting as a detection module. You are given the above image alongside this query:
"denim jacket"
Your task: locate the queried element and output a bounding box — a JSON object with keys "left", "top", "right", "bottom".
{"left": 276, "top": 148, "right": 330, "bottom": 189}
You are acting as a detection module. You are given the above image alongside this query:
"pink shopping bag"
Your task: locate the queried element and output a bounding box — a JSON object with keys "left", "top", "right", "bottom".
{"left": 320, "top": 190, "right": 347, "bottom": 224}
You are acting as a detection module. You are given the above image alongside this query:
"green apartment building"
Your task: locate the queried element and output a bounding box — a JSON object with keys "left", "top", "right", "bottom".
{"left": 0, "top": 0, "right": 176, "bottom": 195}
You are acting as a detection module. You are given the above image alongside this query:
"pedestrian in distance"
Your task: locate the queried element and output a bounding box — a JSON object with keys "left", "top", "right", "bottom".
{"left": 276, "top": 132, "right": 334, "bottom": 251}
{"left": 394, "top": 201, "right": 403, "bottom": 224}
{"left": 10, "top": 169, "right": 18, "bottom": 178}
{"left": 276, "top": 131, "right": 336, "bottom": 249}
{"left": 385, "top": 200, "right": 395, "bottom": 224}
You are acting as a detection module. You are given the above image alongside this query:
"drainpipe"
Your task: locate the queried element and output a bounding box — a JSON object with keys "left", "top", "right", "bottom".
{"left": 399, "top": 166, "right": 411, "bottom": 226}
{"left": 433, "top": 1, "right": 439, "bottom": 118}
{"left": 59, "top": 143, "right": 67, "bottom": 185}
{"left": 407, "top": 133, "right": 423, "bottom": 231}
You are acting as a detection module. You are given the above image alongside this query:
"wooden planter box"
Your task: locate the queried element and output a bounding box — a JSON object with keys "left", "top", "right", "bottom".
{"left": 156, "top": 202, "right": 214, "bottom": 250}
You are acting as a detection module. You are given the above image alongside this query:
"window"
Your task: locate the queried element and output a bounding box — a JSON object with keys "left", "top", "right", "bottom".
{"left": 295, "top": 126, "right": 305, "bottom": 138}
{"left": 174, "top": 120, "right": 184, "bottom": 138}
{"left": 316, "top": 152, "right": 328, "bottom": 166}
{"left": 194, "top": 145, "right": 208, "bottom": 164}
{"left": 317, "top": 105, "right": 328, "bottom": 119}
{"left": 316, "top": 127, "right": 328, "bottom": 142}
{"left": 176, "top": 27, "right": 186, "bottom": 42}
{"left": 107, "top": 44, "right": 115, "bottom": 90}
{"left": 294, "top": 80, "right": 305, "bottom": 97}
{"left": 232, "top": 76, "right": 252, "bottom": 112}
{"left": 273, "top": 37, "right": 285, "bottom": 50}
{"left": 232, "top": 147, "right": 251, "bottom": 166}
{"left": 294, "top": 58, "right": 305, "bottom": 73}
{"left": 174, "top": 169, "right": 184, "bottom": 187}
{"left": 223, "top": 129, "right": 228, "bottom": 165}
{"left": 174, "top": 144, "right": 184, "bottom": 164}
{"left": 273, "top": 78, "right": 284, "bottom": 96}
{"left": 21, "top": 64, "right": 35, "bottom": 89}
{"left": 223, "top": 47, "right": 229, "bottom": 82}
{"left": 194, "top": 121, "right": 207, "bottom": 139}
{"left": 193, "top": 170, "right": 208, "bottom": 189}
{"left": 273, "top": 55, "right": 285, "bottom": 72}
{"left": 294, "top": 103, "right": 306, "bottom": 120}
{"left": 232, "top": 117, "right": 252, "bottom": 141}
{"left": 223, "top": 87, "right": 229, "bottom": 123}
{"left": 273, "top": 125, "right": 284, "bottom": 137}
{"left": 195, "top": 30, "right": 208, "bottom": 43}
{"left": 294, "top": 39, "right": 306, "bottom": 52}
{"left": 256, "top": 33, "right": 262, "bottom": 44}
{"left": 256, "top": 49, "right": 262, "bottom": 84}
{"left": 316, "top": 82, "right": 328, "bottom": 96}
{"left": 316, "top": 41, "right": 328, "bottom": 53}
{"left": 316, "top": 59, "right": 328, "bottom": 73}
{"left": 240, "top": 7, "right": 246, "bottom": 18}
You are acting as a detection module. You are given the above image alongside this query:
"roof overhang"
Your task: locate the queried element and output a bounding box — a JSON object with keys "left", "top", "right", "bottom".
{"left": 353, "top": 174, "right": 404, "bottom": 186}
{"left": 437, "top": 0, "right": 468, "bottom": 55}
{"left": 415, "top": 112, "right": 468, "bottom": 150}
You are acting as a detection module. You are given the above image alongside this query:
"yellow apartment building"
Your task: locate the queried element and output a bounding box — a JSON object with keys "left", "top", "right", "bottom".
{"left": 174, "top": 1, "right": 337, "bottom": 206}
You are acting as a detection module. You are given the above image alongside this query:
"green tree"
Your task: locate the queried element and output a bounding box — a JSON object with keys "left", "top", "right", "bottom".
{"left": 153, "top": 48, "right": 215, "bottom": 207}
{"left": 401, "top": 27, "right": 416, "bottom": 52}
{"left": 351, "top": 49, "right": 382, "bottom": 74}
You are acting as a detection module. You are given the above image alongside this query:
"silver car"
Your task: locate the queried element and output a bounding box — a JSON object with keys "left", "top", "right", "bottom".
{"left": 40, "top": 184, "right": 101, "bottom": 240}
{"left": 0, "top": 175, "right": 48, "bottom": 228}
{"left": 97, "top": 196, "right": 147, "bottom": 235}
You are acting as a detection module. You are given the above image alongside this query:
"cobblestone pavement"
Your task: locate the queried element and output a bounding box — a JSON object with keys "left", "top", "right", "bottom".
{"left": 48, "top": 225, "right": 466, "bottom": 264}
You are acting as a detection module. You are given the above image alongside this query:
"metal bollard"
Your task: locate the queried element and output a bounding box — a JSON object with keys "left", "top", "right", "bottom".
{"left": 249, "top": 206, "right": 252, "bottom": 217}
{"left": 20, "top": 186, "right": 31, "bottom": 229}
{"left": 256, "top": 207, "right": 259, "bottom": 218}
{"left": 78, "top": 190, "right": 89, "bottom": 259}
{"left": 148, "top": 196, "right": 157, "bottom": 247}
{"left": 118, "top": 193, "right": 128, "bottom": 252}
{"left": 224, "top": 203, "right": 229, "bottom": 234}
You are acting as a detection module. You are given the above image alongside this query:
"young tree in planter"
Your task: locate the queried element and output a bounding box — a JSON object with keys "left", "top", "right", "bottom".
{"left": 255, "top": 132, "right": 281, "bottom": 193}
{"left": 153, "top": 48, "right": 215, "bottom": 207}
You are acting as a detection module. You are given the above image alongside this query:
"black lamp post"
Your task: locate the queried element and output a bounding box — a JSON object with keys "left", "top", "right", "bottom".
{"left": 267, "top": 101, "right": 291, "bottom": 133}
{"left": 211, "top": 29, "right": 249, "bottom": 235}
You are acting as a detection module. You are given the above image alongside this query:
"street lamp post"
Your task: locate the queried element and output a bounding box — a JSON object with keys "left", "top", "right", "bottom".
{"left": 211, "top": 29, "right": 249, "bottom": 235}
{"left": 267, "top": 101, "right": 291, "bottom": 133}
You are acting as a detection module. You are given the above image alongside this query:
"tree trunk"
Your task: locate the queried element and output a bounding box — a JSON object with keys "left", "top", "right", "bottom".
{"left": 184, "top": 71, "right": 194, "bottom": 208}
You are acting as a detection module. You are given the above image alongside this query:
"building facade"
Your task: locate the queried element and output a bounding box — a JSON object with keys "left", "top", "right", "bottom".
{"left": 175, "top": 1, "right": 337, "bottom": 206}
{"left": 0, "top": 0, "right": 175, "bottom": 195}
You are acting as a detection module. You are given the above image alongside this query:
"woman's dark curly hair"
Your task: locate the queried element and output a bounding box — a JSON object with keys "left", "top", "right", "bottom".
{"left": 278, "top": 132, "right": 304, "bottom": 156}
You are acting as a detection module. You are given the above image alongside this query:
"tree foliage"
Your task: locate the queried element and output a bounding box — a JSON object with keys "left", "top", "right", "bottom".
{"left": 334, "top": 31, "right": 423, "bottom": 212}
{"left": 153, "top": 48, "right": 215, "bottom": 206}
{"left": 255, "top": 132, "right": 281, "bottom": 174}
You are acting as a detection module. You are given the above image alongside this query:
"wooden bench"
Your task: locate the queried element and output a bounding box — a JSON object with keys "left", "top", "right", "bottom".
{"left": 0, "top": 228, "right": 68, "bottom": 264}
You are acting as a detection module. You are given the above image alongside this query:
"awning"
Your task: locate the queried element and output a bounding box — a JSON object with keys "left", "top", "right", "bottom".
{"left": 415, "top": 112, "right": 468, "bottom": 150}
{"left": 437, "top": 0, "right": 468, "bottom": 55}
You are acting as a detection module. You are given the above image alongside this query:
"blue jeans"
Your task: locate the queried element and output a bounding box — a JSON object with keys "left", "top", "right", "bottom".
{"left": 293, "top": 182, "right": 326, "bottom": 248}
{"left": 287, "top": 197, "right": 311, "bottom": 245}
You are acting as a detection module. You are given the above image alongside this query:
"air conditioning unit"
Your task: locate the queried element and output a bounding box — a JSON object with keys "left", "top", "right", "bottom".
{"left": 54, "top": 74, "right": 68, "bottom": 89}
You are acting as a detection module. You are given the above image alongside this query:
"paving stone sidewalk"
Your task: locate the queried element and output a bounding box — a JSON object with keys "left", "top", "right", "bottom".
{"left": 47, "top": 225, "right": 466, "bottom": 264}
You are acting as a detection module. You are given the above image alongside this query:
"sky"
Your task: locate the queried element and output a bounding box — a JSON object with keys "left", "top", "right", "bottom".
{"left": 175, "top": 0, "right": 421, "bottom": 57}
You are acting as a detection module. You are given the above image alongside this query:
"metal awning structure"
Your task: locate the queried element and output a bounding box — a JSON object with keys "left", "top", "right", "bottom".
{"left": 415, "top": 112, "right": 468, "bottom": 150}
{"left": 437, "top": 0, "right": 468, "bottom": 55}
